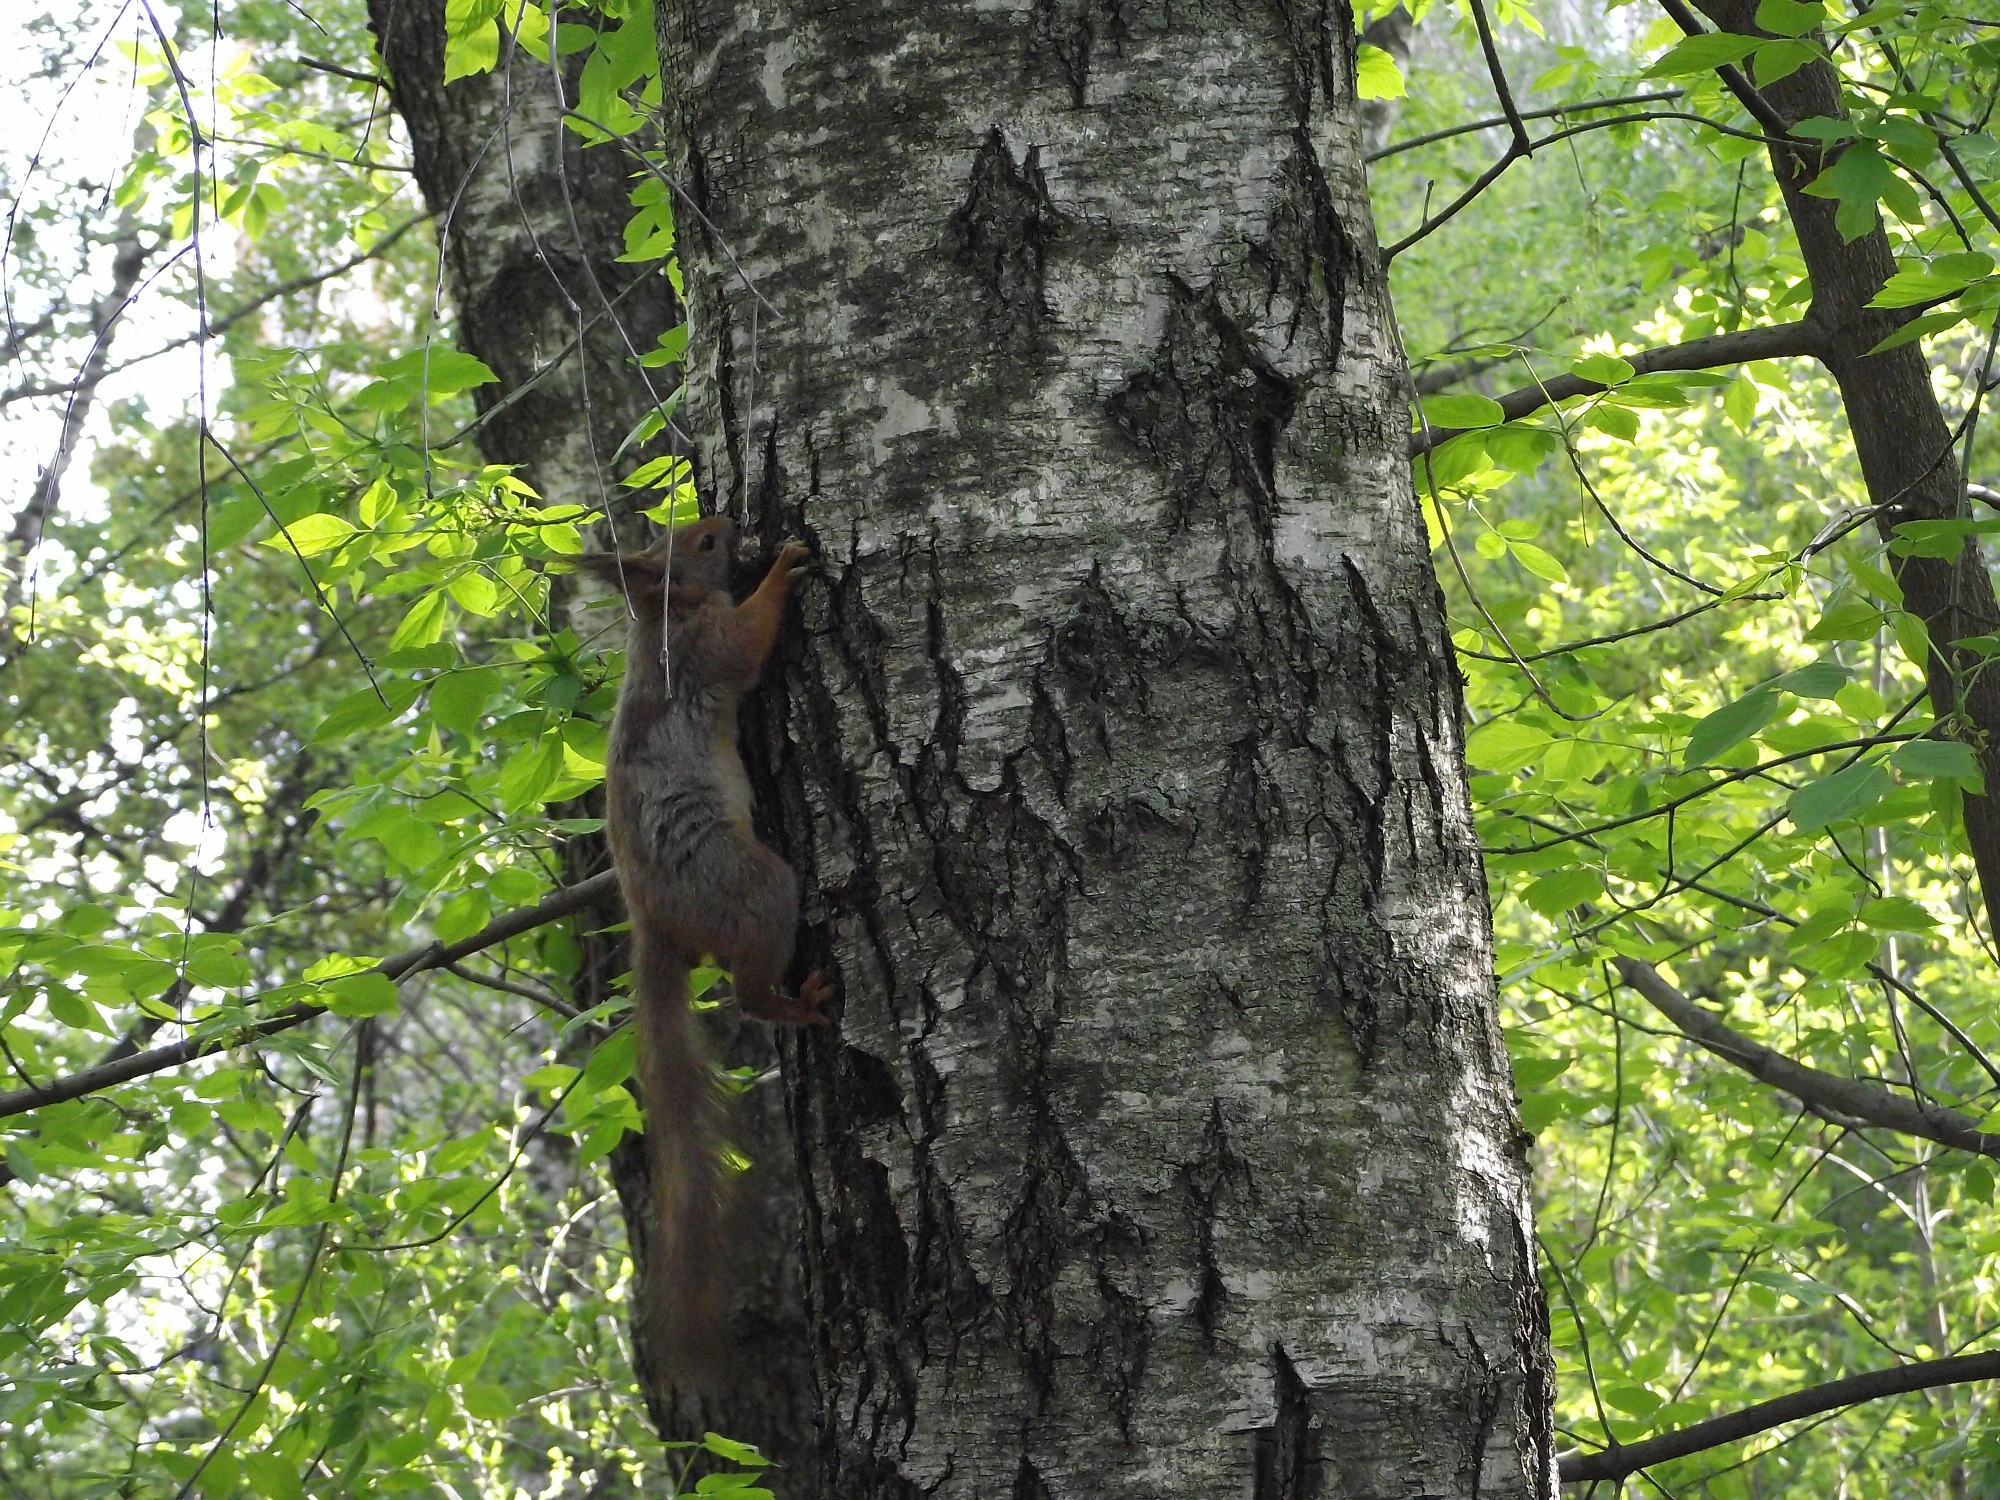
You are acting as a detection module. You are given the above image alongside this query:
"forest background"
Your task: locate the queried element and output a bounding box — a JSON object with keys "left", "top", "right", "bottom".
{"left": 2, "top": 0, "right": 1999, "bottom": 1496}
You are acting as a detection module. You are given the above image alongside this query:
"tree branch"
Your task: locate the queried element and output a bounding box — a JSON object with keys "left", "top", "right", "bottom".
{"left": 1559, "top": 1349, "right": 2000, "bottom": 1482}
{"left": 1655, "top": 0, "right": 1796, "bottom": 142}
{"left": 0, "top": 212, "right": 432, "bottom": 407}
{"left": 1409, "top": 318, "right": 1822, "bottom": 456}
{"left": 4, "top": 217, "right": 153, "bottom": 593}
{"left": 0, "top": 870, "right": 618, "bottom": 1121}
{"left": 1466, "top": 0, "right": 1532, "bottom": 156}
{"left": 1368, "top": 90, "right": 1683, "bottom": 163}
{"left": 1614, "top": 958, "right": 2000, "bottom": 1159}
{"left": 295, "top": 54, "right": 389, "bottom": 90}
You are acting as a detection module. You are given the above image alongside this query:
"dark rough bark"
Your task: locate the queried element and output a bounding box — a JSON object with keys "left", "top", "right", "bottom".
{"left": 362, "top": 4, "right": 817, "bottom": 1469}
{"left": 663, "top": 4, "right": 1553, "bottom": 1496}
{"left": 1692, "top": 1, "right": 2000, "bottom": 943}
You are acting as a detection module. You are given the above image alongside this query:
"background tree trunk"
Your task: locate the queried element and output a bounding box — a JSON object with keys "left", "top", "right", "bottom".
{"left": 661, "top": 4, "right": 1554, "bottom": 1496}
{"left": 363, "top": 5, "right": 818, "bottom": 1469}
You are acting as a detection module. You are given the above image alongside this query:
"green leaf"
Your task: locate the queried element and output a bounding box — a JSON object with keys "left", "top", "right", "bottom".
{"left": 1967, "top": 1160, "right": 1996, "bottom": 1204}
{"left": 635, "top": 322, "right": 691, "bottom": 369}
{"left": 1754, "top": 0, "right": 1824, "bottom": 34}
{"left": 350, "top": 804, "right": 446, "bottom": 871}
{"left": 1858, "top": 896, "right": 1934, "bottom": 931}
{"left": 1802, "top": 142, "right": 1894, "bottom": 243}
{"left": 1868, "top": 268, "right": 1987, "bottom": 311}
{"left": 324, "top": 971, "right": 399, "bottom": 1018}
{"left": 239, "top": 1454, "right": 305, "bottom": 1500}
{"left": 6, "top": 1139, "right": 42, "bottom": 1185}
{"left": 1750, "top": 38, "right": 1818, "bottom": 83}
{"left": 460, "top": 1381, "right": 515, "bottom": 1420}
{"left": 1467, "top": 719, "right": 1553, "bottom": 773}
{"left": 263, "top": 512, "right": 357, "bottom": 558}
{"left": 1484, "top": 424, "right": 1560, "bottom": 474}
{"left": 1684, "top": 690, "right": 1781, "bottom": 767}
{"left": 1788, "top": 763, "right": 1894, "bottom": 831}
{"left": 1887, "top": 518, "right": 2000, "bottom": 562}
{"left": 207, "top": 494, "right": 265, "bottom": 549}
{"left": 1570, "top": 353, "right": 1635, "bottom": 386}
{"left": 447, "top": 569, "right": 499, "bottom": 616}
{"left": 498, "top": 731, "right": 565, "bottom": 811}
{"left": 382, "top": 347, "right": 499, "bottom": 396}
{"left": 1848, "top": 558, "right": 1903, "bottom": 606}
{"left": 1585, "top": 403, "right": 1639, "bottom": 442}
{"left": 1355, "top": 43, "right": 1407, "bottom": 101}
{"left": 1418, "top": 432, "right": 1490, "bottom": 491}
{"left": 1893, "top": 609, "right": 1933, "bottom": 670}
{"left": 1891, "top": 739, "right": 1983, "bottom": 789}
{"left": 1723, "top": 373, "right": 1758, "bottom": 432}
{"left": 313, "top": 679, "right": 421, "bottom": 744}
{"left": 429, "top": 667, "right": 502, "bottom": 736}
{"left": 1786, "top": 906, "right": 1852, "bottom": 950}
{"left": 1806, "top": 595, "right": 1885, "bottom": 641}
{"left": 1420, "top": 393, "right": 1507, "bottom": 430}
{"left": 391, "top": 589, "right": 452, "bottom": 652}
{"left": 1867, "top": 309, "right": 1971, "bottom": 354}
{"left": 1772, "top": 659, "right": 1848, "bottom": 698}
{"left": 433, "top": 889, "right": 491, "bottom": 945}
{"left": 702, "top": 1433, "right": 771, "bottom": 1467}
{"left": 1603, "top": 1383, "right": 1664, "bottom": 1417}
{"left": 1507, "top": 541, "right": 1569, "bottom": 585}
{"left": 442, "top": 19, "right": 500, "bottom": 83}
{"left": 1643, "top": 33, "right": 1759, "bottom": 78}
{"left": 1523, "top": 868, "right": 1603, "bottom": 916}
{"left": 1512, "top": 1056, "right": 1573, "bottom": 1094}
{"left": 433, "top": 1132, "right": 492, "bottom": 1173}
{"left": 583, "top": 1028, "right": 636, "bottom": 1094}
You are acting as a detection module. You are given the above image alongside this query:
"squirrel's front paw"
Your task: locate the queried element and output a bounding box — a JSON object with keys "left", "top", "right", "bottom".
{"left": 777, "top": 539, "right": 812, "bottom": 574}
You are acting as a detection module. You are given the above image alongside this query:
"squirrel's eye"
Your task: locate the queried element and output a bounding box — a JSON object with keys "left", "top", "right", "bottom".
{"left": 699, "top": 534, "right": 716, "bottom": 551}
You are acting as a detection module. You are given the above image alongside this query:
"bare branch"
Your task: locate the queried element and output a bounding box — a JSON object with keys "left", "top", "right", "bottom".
{"left": 1466, "top": 0, "right": 1531, "bottom": 156}
{"left": 1615, "top": 958, "right": 2000, "bottom": 1160}
{"left": 1559, "top": 1349, "right": 2000, "bottom": 1482}
{"left": 1368, "top": 90, "right": 1684, "bottom": 163}
{"left": 1382, "top": 109, "right": 1783, "bottom": 266}
{"left": 444, "top": 960, "right": 580, "bottom": 1020}
{"left": 295, "top": 55, "right": 388, "bottom": 89}
{"left": 1409, "top": 318, "right": 1822, "bottom": 456}
{"left": 4, "top": 219, "right": 153, "bottom": 586}
{"left": 0, "top": 871, "right": 618, "bottom": 1121}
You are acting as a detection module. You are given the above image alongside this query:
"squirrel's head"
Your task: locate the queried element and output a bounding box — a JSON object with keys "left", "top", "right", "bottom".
{"left": 576, "top": 515, "right": 734, "bottom": 609}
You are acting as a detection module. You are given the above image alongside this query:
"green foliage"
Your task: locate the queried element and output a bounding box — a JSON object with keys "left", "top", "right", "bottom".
{"left": 0, "top": 0, "right": 728, "bottom": 1493}
{"left": 1382, "top": 3, "right": 2000, "bottom": 1491}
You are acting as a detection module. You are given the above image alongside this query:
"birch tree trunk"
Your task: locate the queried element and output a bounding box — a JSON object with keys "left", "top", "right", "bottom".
{"left": 660, "top": 5, "right": 1556, "bottom": 1495}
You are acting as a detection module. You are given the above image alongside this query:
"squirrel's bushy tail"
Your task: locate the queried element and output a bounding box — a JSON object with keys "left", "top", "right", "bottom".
{"left": 629, "top": 923, "right": 730, "bottom": 1387}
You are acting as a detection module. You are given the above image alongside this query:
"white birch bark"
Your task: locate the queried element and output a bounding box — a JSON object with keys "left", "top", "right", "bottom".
{"left": 661, "top": 3, "right": 1556, "bottom": 1494}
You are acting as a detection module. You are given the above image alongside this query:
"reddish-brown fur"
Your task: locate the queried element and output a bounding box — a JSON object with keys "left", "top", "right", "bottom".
{"left": 577, "top": 516, "right": 829, "bottom": 1385}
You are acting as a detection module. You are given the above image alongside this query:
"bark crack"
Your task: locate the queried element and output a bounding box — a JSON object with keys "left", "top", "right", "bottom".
{"left": 943, "top": 128, "right": 1066, "bottom": 353}
{"left": 1250, "top": 1343, "right": 1322, "bottom": 1499}
{"left": 1106, "top": 274, "right": 1299, "bottom": 533}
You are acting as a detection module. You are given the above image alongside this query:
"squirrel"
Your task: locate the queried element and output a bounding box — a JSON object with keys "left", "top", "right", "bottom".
{"left": 577, "top": 514, "right": 831, "bottom": 1386}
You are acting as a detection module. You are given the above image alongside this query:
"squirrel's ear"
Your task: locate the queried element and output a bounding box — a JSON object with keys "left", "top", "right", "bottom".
{"left": 575, "top": 553, "right": 664, "bottom": 594}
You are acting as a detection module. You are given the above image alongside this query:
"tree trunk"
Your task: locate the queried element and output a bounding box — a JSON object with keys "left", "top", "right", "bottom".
{"left": 662, "top": 5, "right": 1554, "bottom": 1496}
{"left": 362, "top": 6, "right": 818, "bottom": 1468}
